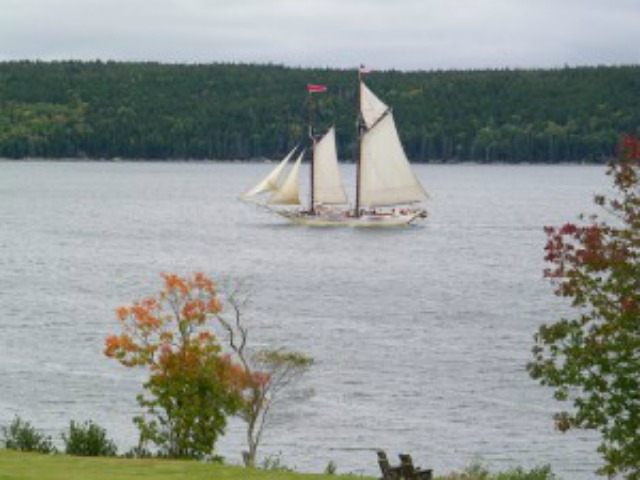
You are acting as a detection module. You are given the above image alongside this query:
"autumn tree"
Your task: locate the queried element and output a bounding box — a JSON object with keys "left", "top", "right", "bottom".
{"left": 215, "top": 286, "right": 314, "bottom": 468}
{"left": 528, "top": 136, "right": 639, "bottom": 478}
{"left": 104, "top": 273, "right": 244, "bottom": 459}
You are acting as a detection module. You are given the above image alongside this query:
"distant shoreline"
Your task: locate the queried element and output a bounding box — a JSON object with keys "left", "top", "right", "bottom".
{"left": 0, "top": 157, "right": 607, "bottom": 166}
{"left": 0, "top": 62, "right": 634, "bottom": 163}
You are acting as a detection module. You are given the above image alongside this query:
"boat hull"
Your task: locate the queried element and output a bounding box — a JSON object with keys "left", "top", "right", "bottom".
{"left": 276, "top": 209, "right": 426, "bottom": 227}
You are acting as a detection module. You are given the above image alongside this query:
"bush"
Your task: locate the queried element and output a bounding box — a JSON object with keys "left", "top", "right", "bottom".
{"left": 445, "top": 459, "right": 558, "bottom": 480}
{"left": 494, "top": 465, "right": 558, "bottom": 480}
{"left": 122, "top": 445, "right": 155, "bottom": 458}
{"left": 260, "top": 452, "right": 292, "bottom": 472}
{"left": 324, "top": 460, "right": 337, "bottom": 475}
{"left": 61, "top": 420, "right": 117, "bottom": 457}
{"left": 1, "top": 416, "right": 56, "bottom": 453}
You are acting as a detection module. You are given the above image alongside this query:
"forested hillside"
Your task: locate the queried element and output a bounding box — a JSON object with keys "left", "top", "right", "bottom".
{"left": 0, "top": 61, "right": 638, "bottom": 162}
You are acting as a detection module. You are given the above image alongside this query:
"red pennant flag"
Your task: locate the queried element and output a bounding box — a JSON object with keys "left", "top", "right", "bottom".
{"left": 307, "top": 84, "right": 328, "bottom": 93}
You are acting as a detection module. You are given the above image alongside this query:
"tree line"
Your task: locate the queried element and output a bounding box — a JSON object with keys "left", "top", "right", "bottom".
{"left": 0, "top": 60, "right": 638, "bottom": 162}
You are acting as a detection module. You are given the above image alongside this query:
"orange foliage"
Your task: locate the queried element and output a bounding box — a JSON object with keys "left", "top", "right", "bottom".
{"left": 104, "top": 334, "right": 120, "bottom": 357}
{"left": 206, "top": 298, "right": 221, "bottom": 313}
{"left": 116, "top": 306, "right": 129, "bottom": 321}
{"left": 162, "top": 273, "right": 189, "bottom": 296}
{"left": 250, "top": 371, "right": 272, "bottom": 389}
{"left": 198, "top": 331, "right": 214, "bottom": 342}
{"left": 190, "top": 272, "right": 216, "bottom": 293}
{"left": 105, "top": 273, "right": 247, "bottom": 390}
{"left": 219, "top": 354, "right": 254, "bottom": 391}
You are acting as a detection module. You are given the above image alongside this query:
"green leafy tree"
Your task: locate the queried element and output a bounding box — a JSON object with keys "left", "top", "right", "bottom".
{"left": 528, "top": 136, "right": 640, "bottom": 478}
{"left": 104, "top": 273, "right": 244, "bottom": 459}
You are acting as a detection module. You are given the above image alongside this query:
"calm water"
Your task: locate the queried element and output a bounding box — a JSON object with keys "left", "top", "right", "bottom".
{"left": 0, "top": 161, "right": 607, "bottom": 477}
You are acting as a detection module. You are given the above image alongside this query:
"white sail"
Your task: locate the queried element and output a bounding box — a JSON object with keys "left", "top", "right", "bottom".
{"left": 269, "top": 151, "right": 304, "bottom": 205}
{"left": 360, "top": 82, "right": 389, "bottom": 129}
{"left": 241, "top": 146, "right": 297, "bottom": 199}
{"left": 359, "top": 111, "right": 427, "bottom": 208}
{"left": 313, "top": 127, "right": 348, "bottom": 205}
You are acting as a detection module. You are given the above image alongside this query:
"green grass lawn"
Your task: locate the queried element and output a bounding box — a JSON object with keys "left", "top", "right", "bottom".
{"left": 0, "top": 450, "right": 374, "bottom": 480}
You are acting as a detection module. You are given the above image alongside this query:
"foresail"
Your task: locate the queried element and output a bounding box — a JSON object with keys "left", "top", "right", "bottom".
{"left": 360, "top": 82, "right": 389, "bottom": 129}
{"left": 313, "top": 127, "right": 348, "bottom": 205}
{"left": 241, "top": 146, "right": 297, "bottom": 199}
{"left": 360, "top": 112, "right": 427, "bottom": 208}
{"left": 269, "top": 151, "right": 304, "bottom": 205}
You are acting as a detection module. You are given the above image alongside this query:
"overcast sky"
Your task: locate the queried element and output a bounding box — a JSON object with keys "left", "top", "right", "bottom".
{"left": 1, "top": 0, "right": 638, "bottom": 71}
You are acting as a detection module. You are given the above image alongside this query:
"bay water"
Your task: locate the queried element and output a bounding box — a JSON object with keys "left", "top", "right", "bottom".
{"left": 0, "top": 161, "right": 607, "bottom": 477}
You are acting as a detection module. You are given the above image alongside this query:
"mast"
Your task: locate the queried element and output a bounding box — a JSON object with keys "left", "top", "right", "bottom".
{"left": 308, "top": 91, "right": 316, "bottom": 213}
{"left": 355, "top": 68, "right": 363, "bottom": 217}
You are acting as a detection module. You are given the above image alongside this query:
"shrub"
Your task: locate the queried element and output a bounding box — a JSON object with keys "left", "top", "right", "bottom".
{"left": 494, "top": 465, "right": 558, "bottom": 480}
{"left": 61, "top": 420, "right": 117, "bottom": 457}
{"left": 122, "top": 445, "right": 155, "bottom": 458}
{"left": 1, "top": 416, "right": 56, "bottom": 453}
{"left": 445, "top": 459, "right": 558, "bottom": 480}
{"left": 324, "top": 460, "right": 337, "bottom": 475}
{"left": 260, "top": 452, "right": 292, "bottom": 472}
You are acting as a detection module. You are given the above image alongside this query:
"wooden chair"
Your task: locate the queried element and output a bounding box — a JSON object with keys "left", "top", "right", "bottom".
{"left": 377, "top": 450, "right": 403, "bottom": 480}
{"left": 399, "top": 453, "right": 433, "bottom": 480}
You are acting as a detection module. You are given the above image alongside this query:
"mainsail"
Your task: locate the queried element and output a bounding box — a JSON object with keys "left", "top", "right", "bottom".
{"left": 269, "top": 151, "right": 304, "bottom": 205}
{"left": 359, "top": 83, "right": 428, "bottom": 208}
{"left": 241, "top": 146, "right": 297, "bottom": 199}
{"left": 313, "top": 127, "right": 348, "bottom": 205}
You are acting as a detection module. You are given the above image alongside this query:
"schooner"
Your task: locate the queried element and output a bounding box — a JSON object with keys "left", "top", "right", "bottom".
{"left": 241, "top": 70, "right": 428, "bottom": 227}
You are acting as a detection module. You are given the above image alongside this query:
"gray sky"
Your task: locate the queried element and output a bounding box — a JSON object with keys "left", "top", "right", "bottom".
{"left": 1, "top": 0, "right": 638, "bottom": 70}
